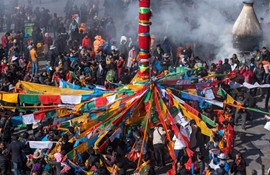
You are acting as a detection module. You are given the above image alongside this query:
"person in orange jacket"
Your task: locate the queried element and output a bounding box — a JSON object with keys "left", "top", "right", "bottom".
{"left": 78, "top": 23, "right": 86, "bottom": 34}
{"left": 93, "top": 35, "right": 105, "bottom": 54}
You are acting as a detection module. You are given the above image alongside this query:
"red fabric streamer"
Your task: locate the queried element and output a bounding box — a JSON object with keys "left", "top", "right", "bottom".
{"left": 34, "top": 111, "right": 46, "bottom": 121}
{"left": 95, "top": 97, "right": 107, "bottom": 108}
{"left": 39, "top": 95, "right": 61, "bottom": 105}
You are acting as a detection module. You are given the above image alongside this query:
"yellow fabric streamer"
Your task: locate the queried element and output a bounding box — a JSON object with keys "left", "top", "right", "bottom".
{"left": 225, "top": 94, "right": 235, "bottom": 104}
{"left": 180, "top": 104, "right": 212, "bottom": 137}
{"left": 199, "top": 121, "right": 213, "bottom": 137}
{"left": 17, "top": 81, "right": 94, "bottom": 95}
{"left": 56, "top": 108, "right": 68, "bottom": 118}
{"left": 71, "top": 113, "right": 89, "bottom": 124}
{"left": 187, "top": 89, "right": 197, "bottom": 95}
{"left": 75, "top": 142, "right": 88, "bottom": 155}
{"left": 94, "top": 131, "right": 109, "bottom": 149}
{"left": 180, "top": 104, "right": 201, "bottom": 126}
{"left": 109, "top": 101, "right": 120, "bottom": 111}
{"left": 1, "top": 92, "right": 18, "bottom": 103}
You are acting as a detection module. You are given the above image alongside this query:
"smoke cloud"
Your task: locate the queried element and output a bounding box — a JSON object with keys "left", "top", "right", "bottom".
{"left": 118, "top": 0, "right": 267, "bottom": 64}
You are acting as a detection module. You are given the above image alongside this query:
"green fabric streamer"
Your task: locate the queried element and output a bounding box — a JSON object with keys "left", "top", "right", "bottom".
{"left": 217, "top": 87, "right": 227, "bottom": 98}
{"left": 143, "top": 91, "right": 151, "bottom": 103}
{"left": 201, "top": 114, "right": 216, "bottom": 127}
{"left": 46, "top": 110, "right": 57, "bottom": 119}
{"left": 98, "top": 111, "right": 114, "bottom": 121}
{"left": 19, "top": 94, "right": 40, "bottom": 104}
{"left": 84, "top": 101, "right": 96, "bottom": 111}
{"left": 61, "top": 120, "right": 71, "bottom": 128}
{"left": 246, "top": 107, "right": 269, "bottom": 115}
{"left": 18, "top": 108, "right": 38, "bottom": 112}
{"left": 18, "top": 124, "right": 27, "bottom": 129}
{"left": 66, "top": 150, "right": 74, "bottom": 160}
{"left": 168, "top": 106, "right": 179, "bottom": 117}
{"left": 99, "top": 115, "right": 118, "bottom": 130}
{"left": 176, "top": 67, "right": 191, "bottom": 74}
{"left": 26, "top": 90, "right": 44, "bottom": 94}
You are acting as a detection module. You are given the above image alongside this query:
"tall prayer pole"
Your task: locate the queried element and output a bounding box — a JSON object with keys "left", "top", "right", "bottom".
{"left": 138, "top": 0, "right": 151, "bottom": 80}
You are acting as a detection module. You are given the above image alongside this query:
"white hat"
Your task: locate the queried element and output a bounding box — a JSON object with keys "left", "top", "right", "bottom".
{"left": 49, "top": 45, "right": 56, "bottom": 50}
{"left": 11, "top": 56, "right": 18, "bottom": 61}
{"left": 8, "top": 84, "right": 15, "bottom": 91}
{"left": 32, "top": 122, "right": 40, "bottom": 130}
{"left": 79, "top": 75, "right": 85, "bottom": 80}
{"left": 217, "top": 153, "right": 227, "bottom": 160}
{"left": 163, "top": 53, "right": 170, "bottom": 58}
{"left": 33, "top": 149, "right": 43, "bottom": 159}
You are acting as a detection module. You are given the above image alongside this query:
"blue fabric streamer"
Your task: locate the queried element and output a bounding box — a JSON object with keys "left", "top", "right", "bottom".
{"left": 11, "top": 116, "right": 23, "bottom": 127}
{"left": 42, "top": 135, "right": 48, "bottom": 141}
{"left": 181, "top": 92, "right": 203, "bottom": 102}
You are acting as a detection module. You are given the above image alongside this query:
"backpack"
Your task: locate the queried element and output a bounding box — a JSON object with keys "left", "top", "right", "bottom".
{"left": 106, "top": 70, "right": 114, "bottom": 82}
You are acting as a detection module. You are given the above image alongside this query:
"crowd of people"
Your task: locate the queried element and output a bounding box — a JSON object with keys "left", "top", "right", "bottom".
{"left": 0, "top": 0, "right": 269, "bottom": 175}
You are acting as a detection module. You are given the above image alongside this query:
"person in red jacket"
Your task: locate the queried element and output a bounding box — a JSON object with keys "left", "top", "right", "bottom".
{"left": 1, "top": 32, "right": 10, "bottom": 56}
{"left": 82, "top": 34, "right": 92, "bottom": 49}
{"left": 240, "top": 65, "right": 253, "bottom": 83}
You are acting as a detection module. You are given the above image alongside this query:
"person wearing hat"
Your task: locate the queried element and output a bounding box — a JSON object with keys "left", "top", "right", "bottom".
{"left": 33, "top": 149, "right": 43, "bottom": 160}
{"left": 216, "top": 153, "right": 230, "bottom": 173}
{"left": 7, "top": 135, "right": 24, "bottom": 175}
{"left": 45, "top": 45, "right": 57, "bottom": 67}
{"left": 33, "top": 122, "right": 45, "bottom": 141}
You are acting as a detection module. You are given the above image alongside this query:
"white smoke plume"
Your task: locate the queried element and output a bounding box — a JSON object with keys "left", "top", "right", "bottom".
{"left": 119, "top": 0, "right": 267, "bottom": 64}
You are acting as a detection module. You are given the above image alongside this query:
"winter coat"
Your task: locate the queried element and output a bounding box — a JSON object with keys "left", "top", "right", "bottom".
{"left": 46, "top": 49, "right": 57, "bottom": 63}
{"left": 1, "top": 35, "right": 8, "bottom": 48}
{"left": 176, "top": 167, "right": 187, "bottom": 175}
{"left": 82, "top": 37, "right": 92, "bottom": 49}
{"left": 254, "top": 67, "right": 265, "bottom": 83}
{"left": 196, "top": 160, "right": 205, "bottom": 175}
{"left": 117, "top": 59, "right": 125, "bottom": 79}
{"left": 153, "top": 48, "right": 164, "bottom": 61}
{"left": 119, "top": 43, "right": 128, "bottom": 58}
{"left": 221, "top": 63, "right": 232, "bottom": 73}
{"left": 230, "top": 159, "right": 246, "bottom": 175}
{"left": 161, "top": 41, "right": 170, "bottom": 56}
{"left": 240, "top": 69, "right": 253, "bottom": 83}
{"left": 127, "top": 49, "right": 137, "bottom": 68}
{"left": 43, "top": 36, "right": 53, "bottom": 46}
